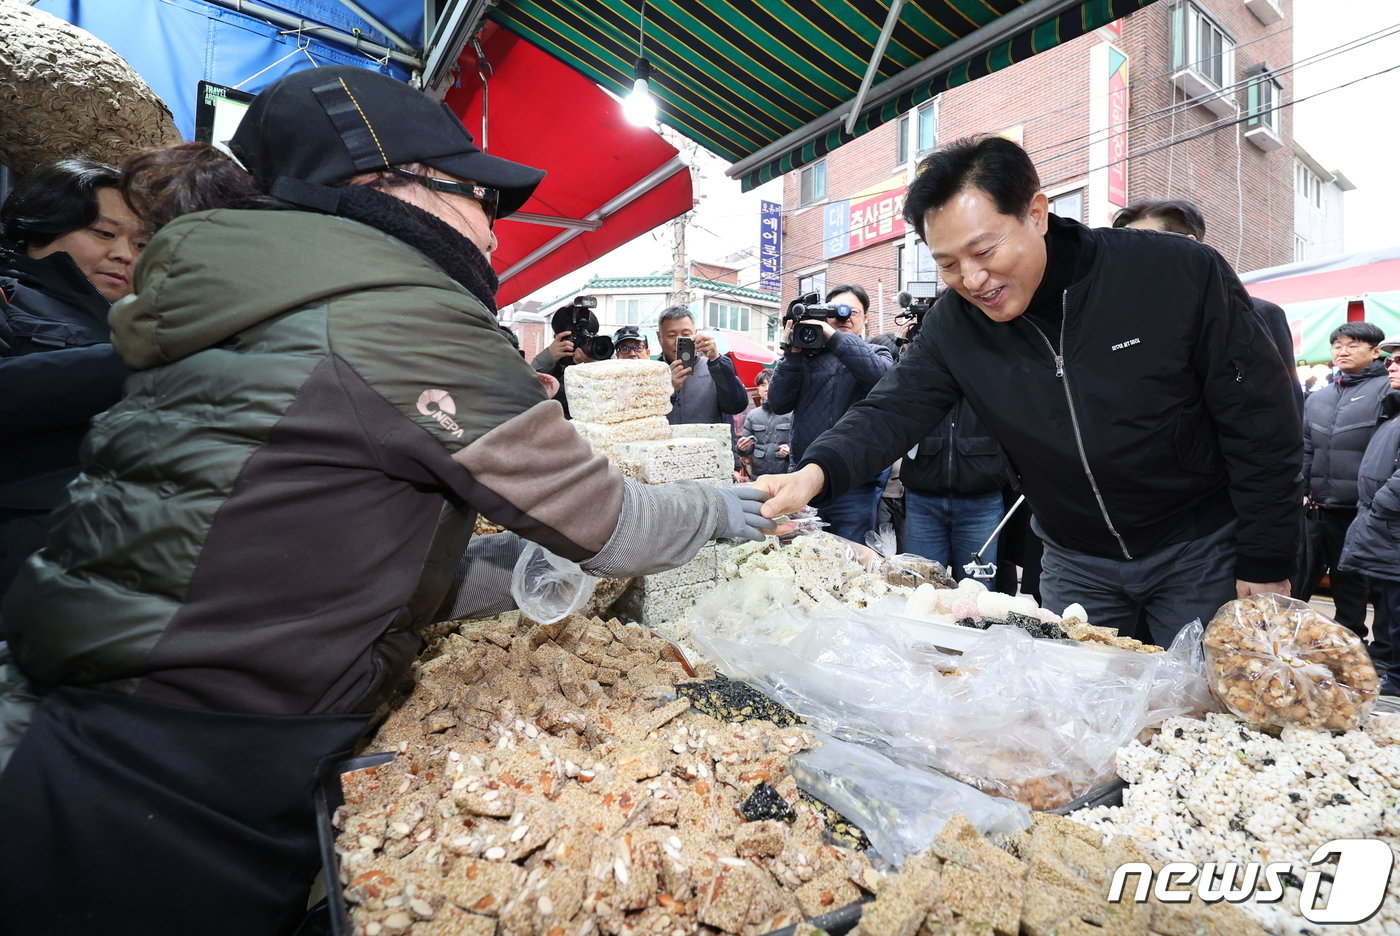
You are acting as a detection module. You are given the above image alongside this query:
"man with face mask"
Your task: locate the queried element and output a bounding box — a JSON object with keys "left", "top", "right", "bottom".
{"left": 755, "top": 136, "right": 1302, "bottom": 646}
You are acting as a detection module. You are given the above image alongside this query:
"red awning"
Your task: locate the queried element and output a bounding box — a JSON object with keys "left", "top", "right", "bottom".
{"left": 1240, "top": 247, "right": 1400, "bottom": 305}
{"left": 444, "top": 22, "right": 694, "bottom": 306}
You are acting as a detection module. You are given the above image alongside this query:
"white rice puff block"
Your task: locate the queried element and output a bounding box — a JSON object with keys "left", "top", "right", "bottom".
{"left": 573, "top": 416, "right": 672, "bottom": 452}
{"left": 564, "top": 359, "right": 673, "bottom": 424}
{"left": 670, "top": 423, "right": 734, "bottom": 479}
{"left": 644, "top": 546, "right": 718, "bottom": 592}
{"left": 612, "top": 438, "right": 724, "bottom": 484}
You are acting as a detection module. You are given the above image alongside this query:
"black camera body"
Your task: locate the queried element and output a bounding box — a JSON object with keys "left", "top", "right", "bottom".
{"left": 784, "top": 292, "right": 853, "bottom": 353}
{"left": 558, "top": 296, "right": 613, "bottom": 360}
{"left": 895, "top": 280, "right": 941, "bottom": 352}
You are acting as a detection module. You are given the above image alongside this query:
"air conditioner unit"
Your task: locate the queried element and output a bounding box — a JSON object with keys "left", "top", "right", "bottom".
{"left": 1244, "top": 0, "right": 1283, "bottom": 26}
{"left": 1172, "top": 69, "right": 1238, "bottom": 118}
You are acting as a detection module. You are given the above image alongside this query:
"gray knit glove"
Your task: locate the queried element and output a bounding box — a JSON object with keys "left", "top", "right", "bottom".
{"left": 718, "top": 484, "right": 777, "bottom": 542}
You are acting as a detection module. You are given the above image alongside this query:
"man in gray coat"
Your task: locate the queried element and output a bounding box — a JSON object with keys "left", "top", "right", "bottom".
{"left": 1300, "top": 322, "right": 1392, "bottom": 638}
{"left": 655, "top": 306, "right": 749, "bottom": 425}
{"left": 1340, "top": 344, "right": 1400, "bottom": 693}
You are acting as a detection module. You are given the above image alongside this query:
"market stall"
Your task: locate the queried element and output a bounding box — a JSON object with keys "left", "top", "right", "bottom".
{"left": 325, "top": 360, "right": 1400, "bottom": 936}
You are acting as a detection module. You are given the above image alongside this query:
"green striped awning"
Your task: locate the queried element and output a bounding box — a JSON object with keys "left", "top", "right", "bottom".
{"left": 488, "top": 0, "right": 1159, "bottom": 191}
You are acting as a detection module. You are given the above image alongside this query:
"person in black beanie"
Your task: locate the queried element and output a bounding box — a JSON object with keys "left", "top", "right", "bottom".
{"left": 0, "top": 66, "right": 774, "bottom": 935}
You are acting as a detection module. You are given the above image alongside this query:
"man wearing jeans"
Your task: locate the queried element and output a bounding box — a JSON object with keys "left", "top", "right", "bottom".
{"left": 768, "top": 283, "right": 894, "bottom": 542}
{"left": 754, "top": 137, "right": 1301, "bottom": 645}
{"left": 902, "top": 396, "right": 1006, "bottom": 580}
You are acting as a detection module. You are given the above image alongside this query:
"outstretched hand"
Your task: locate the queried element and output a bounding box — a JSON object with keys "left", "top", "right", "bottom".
{"left": 751, "top": 464, "right": 825, "bottom": 520}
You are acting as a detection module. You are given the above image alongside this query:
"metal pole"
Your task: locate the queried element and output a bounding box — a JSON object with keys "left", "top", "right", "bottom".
{"left": 202, "top": 0, "right": 422, "bottom": 69}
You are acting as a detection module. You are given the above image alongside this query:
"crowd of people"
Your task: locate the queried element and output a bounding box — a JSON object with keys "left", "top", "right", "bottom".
{"left": 0, "top": 65, "right": 1397, "bottom": 933}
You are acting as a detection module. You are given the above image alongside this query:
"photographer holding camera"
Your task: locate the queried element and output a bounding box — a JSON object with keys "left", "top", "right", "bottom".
{"left": 768, "top": 284, "right": 894, "bottom": 541}
{"left": 656, "top": 306, "right": 749, "bottom": 426}
{"left": 532, "top": 298, "right": 613, "bottom": 417}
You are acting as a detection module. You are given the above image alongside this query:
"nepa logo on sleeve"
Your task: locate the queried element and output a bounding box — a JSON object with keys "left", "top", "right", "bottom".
{"left": 416, "top": 389, "right": 464, "bottom": 438}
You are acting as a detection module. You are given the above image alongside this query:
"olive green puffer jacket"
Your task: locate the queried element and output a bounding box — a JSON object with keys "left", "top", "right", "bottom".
{"left": 2, "top": 209, "right": 639, "bottom": 716}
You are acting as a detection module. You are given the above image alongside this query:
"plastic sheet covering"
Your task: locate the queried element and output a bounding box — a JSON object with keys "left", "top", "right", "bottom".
{"left": 509, "top": 541, "right": 597, "bottom": 625}
{"left": 863, "top": 523, "right": 956, "bottom": 588}
{"left": 688, "top": 578, "right": 1213, "bottom": 808}
{"left": 790, "top": 730, "right": 1029, "bottom": 866}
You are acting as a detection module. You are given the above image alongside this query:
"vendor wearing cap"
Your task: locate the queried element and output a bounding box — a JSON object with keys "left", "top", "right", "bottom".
{"left": 0, "top": 66, "right": 776, "bottom": 933}
{"left": 614, "top": 324, "right": 650, "bottom": 359}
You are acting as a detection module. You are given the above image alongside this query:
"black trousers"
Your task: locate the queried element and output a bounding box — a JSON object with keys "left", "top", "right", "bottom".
{"left": 1297, "top": 506, "right": 1373, "bottom": 639}
{"left": 0, "top": 688, "right": 368, "bottom": 936}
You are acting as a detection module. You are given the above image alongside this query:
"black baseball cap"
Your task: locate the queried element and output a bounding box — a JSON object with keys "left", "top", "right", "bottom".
{"left": 229, "top": 66, "right": 544, "bottom": 217}
{"left": 614, "top": 325, "right": 647, "bottom": 345}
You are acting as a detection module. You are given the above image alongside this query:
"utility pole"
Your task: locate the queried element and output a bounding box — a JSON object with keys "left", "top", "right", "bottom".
{"left": 669, "top": 212, "right": 690, "bottom": 309}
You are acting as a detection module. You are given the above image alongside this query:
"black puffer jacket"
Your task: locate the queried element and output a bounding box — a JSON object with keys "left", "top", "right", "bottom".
{"left": 1340, "top": 391, "right": 1400, "bottom": 582}
{"left": 0, "top": 248, "right": 129, "bottom": 596}
{"left": 801, "top": 216, "right": 1302, "bottom": 583}
{"left": 902, "top": 398, "right": 1007, "bottom": 497}
{"left": 1302, "top": 360, "right": 1391, "bottom": 507}
{"left": 767, "top": 331, "right": 893, "bottom": 463}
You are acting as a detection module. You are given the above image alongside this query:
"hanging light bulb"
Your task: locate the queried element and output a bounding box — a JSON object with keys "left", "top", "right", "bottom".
{"left": 623, "top": 56, "right": 656, "bottom": 126}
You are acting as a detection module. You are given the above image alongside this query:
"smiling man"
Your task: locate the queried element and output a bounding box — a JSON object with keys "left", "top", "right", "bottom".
{"left": 755, "top": 135, "right": 1303, "bottom": 644}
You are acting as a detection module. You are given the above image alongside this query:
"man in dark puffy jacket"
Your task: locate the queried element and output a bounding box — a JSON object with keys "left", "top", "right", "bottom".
{"left": 1298, "top": 322, "right": 1392, "bottom": 638}
{"left": 1340, "top": 347, "right": 1400, "bottom": 693}
{"left": 738, "top": 370, "right": 791, "bottom": 478}
{"left": 755, "top": 136, "right": 1301, "bottom": 646}
{"left": 768, "top": 283, "right": 894, "bottom": 541}
{"left": 902, "top": 396, "right": 1006, "bottom": 581}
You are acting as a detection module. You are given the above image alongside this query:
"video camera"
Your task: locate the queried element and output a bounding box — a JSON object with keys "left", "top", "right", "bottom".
{"left": 784, "top": 292, "right": 856, "bottom": 353}
{"left": 554, "top": 296, "right": 612, "bottom": 360}
{"left": 895, "top": 280, "right": 940, "bottom": 351}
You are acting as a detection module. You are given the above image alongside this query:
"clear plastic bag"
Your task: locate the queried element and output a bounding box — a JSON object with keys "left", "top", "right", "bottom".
{"left": 509, "top": 541, "right": 597, "bottom": 625}
{"left": 863, "top": 523, "right": 956, "bottom": 588}
{"left": 688, "top": 577, "right": 1210, "bottom": 809}
{"left": 1203, "top": 594, "right": 1380, "bottom": 731}
{"left": 790, "top": 730, "right": 1029, "bottom": 867}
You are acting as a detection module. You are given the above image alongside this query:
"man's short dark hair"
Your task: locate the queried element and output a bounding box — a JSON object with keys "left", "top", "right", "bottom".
{"left": 1111, "top": 200, "right": 1207, "bottom": 241}
{"left": 903, "top": 136, "right": 1041, "bottom": 240}
{"left": 0, "top": 157, "right": 122, "bottom": 251}
{"left": 1329, "top": 322, "right": 1385, "bottom": 347}
{"left": 825, "top": 283, "right": 869, "bottom": 314}
{"left": 755, "top": 369, "right": 772, "bottom": 387}
{"left": 658, "top": 306, "right": 694, "bottom": 327}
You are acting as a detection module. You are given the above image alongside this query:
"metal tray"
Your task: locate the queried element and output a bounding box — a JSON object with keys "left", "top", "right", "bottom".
{"left": 315, "top": 751, "right": 396, "bottom": 936}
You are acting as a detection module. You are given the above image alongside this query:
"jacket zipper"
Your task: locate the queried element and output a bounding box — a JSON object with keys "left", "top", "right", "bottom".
{"left": 1026, "top": 291, "right": 1133, "bottom": 560}
{"left": 947, "top": 413, "right": 955, "bottom": 491}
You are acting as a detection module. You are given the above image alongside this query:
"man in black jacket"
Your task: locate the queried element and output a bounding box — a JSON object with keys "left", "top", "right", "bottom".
{"left": 755, "top": 136, "right": 1302, "bottom": 645}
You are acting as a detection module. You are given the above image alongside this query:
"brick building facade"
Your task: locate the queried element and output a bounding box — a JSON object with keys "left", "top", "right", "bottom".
{"left": 781, "top": 0, "right": 1295, "bottom": 332}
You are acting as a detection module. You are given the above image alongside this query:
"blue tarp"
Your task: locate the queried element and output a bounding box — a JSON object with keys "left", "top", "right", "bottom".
{"left": 35, "top": 0, "right": 418, "bottom": 140}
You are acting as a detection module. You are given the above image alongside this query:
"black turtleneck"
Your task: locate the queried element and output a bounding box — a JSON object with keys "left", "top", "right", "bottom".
{"left": 1021, "top": 220, "right": 1089, "bottom": 350}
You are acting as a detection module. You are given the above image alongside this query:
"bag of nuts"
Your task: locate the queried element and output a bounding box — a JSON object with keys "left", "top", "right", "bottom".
{"left": 1203, "top": 594, "right": 1380, "bottom": 731}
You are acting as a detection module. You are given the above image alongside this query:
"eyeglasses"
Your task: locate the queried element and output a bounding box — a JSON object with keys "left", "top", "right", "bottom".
{"left": 384, "top": 168, "right": 500, "bottom": 228}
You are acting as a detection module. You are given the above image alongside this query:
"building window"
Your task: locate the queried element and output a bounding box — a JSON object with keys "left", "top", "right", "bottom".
{"left": 1295, "top": 162, "right": 1324, "bottom": 212}
{"left": 1245, "top": 65, "right": 1282, "bottom": 137}
{"left": 614, "top": 296, "right": 660, "bottom": 326}
{"left": 916, "top": 101, "right": 937, "bottom": 155}
{"left": 799, "top": 161, "right": 826, "bottom": 206}
{"left": 897, "top": 243, "right": 940, "bottom": 293}
{"left": 1293, "top": 235, "right": 1308, "bottom": 263}
{"left": 1172, "top": 3, "right": 1234, "bottom": 90}
{"left": 1048, "top": 189, "right": 1085, "bottom": 223}
{"left": 797, "top": 271, "right": 826, "bottom": 302}
{"left": 897, "top": 114, "right": 909, "bottom": 164}
{"left": 706, "top": 300, "right": 750, "bottom": 333}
